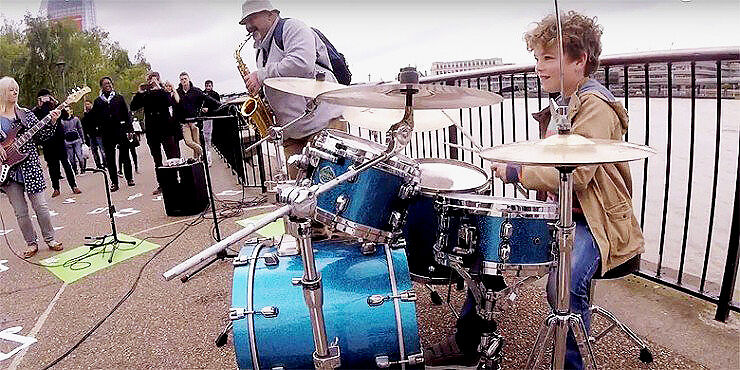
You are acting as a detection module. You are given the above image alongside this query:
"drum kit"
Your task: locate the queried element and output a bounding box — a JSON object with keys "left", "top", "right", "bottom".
{"left": 163, "top": 61, "right": 655, "bottom": 369}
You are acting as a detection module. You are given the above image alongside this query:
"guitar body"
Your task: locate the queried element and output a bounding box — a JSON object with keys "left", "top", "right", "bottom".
{"left": 0, "top": 126, "right": 30, "bottom": 186}
{"left": 1, "top": 126, "right": 30, "bottom": 167}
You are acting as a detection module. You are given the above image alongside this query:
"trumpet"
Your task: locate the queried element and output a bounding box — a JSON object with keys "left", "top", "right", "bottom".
{"left": 235, "top": 35, "right": 274, "bottom": 137}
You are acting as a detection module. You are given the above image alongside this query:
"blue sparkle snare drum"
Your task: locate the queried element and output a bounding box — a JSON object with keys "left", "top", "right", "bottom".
{"left": 231, "top": 238, "right": 423, "bottom": 369}
{"left": 436, "top": 193, "right": 559, "bottom": 275}
{"left": 403, "top": 158, "right": 489, "bottom": 284}
{"left": 306, "top": 130, "right": 420, "bottom": 243}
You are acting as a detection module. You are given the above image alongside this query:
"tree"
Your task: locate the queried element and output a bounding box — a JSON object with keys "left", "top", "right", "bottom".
{"left": 0, "top": 14, "right": 150, "bottom": 113}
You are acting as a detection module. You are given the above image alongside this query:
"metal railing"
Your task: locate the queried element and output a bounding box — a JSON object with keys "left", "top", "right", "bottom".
{"left": 232, "top": 47, "right": 740, "bottom": 321}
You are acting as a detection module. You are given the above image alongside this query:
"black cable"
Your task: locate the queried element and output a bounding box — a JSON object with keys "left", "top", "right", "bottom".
{"left": 41, "top": 213, "right": 205, "bottom": 369}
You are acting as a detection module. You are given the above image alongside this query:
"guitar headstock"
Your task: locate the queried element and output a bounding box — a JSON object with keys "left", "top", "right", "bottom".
{"left": 61, "top": 86, "right": 92, "bottom": 107}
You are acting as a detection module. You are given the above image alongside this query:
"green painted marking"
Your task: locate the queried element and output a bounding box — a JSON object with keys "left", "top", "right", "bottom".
{"left": 43, "top": 234, "right": 160, "bottom": 283}
{"left": 235, "top": 214, "right": 286, "bottom": 237}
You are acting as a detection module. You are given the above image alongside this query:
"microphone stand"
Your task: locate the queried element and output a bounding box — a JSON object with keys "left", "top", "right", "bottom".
{"left": 84, "top": 167, "right": 135, "bottom": 263}
{"left": 178, "top": 113, "right": 229, "bottom": 282}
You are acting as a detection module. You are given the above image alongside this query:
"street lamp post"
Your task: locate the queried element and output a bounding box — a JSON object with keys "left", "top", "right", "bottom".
{"left": 56, "top": 61, "right": 66, "bottom": 94}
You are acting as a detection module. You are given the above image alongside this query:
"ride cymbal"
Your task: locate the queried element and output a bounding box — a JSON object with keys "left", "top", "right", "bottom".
{"left": 479, "top": 134, "right": 656, "bottom": 166}
{"left": 317, "top": 83, "right": 503, "bottom": 109}
{"left": 342, "top": 107, "right": 460, "bottom": 132}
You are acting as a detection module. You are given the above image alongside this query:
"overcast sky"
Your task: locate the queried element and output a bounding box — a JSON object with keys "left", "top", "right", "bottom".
{"left": 1, "top": 0, "right": 738, "bottom": 95}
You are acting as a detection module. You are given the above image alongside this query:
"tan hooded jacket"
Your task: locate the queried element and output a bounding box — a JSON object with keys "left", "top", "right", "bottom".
{"left": 521, "top": 78, "right": 645, "bottom": 274}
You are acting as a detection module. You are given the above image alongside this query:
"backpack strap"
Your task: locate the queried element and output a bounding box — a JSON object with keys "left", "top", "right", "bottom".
{"left": 269, "top": 18, "right": 334, "bottom": 74}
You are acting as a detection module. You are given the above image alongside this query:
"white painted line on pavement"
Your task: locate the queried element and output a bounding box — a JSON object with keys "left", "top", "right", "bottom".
{"left": 0, "top": 229, "right": 12, "bottom": 236}
{"left": 0, "top": 260, "right": 8, "bottom": 273}
{"left": 7, "top": 283, "right": 67, "bottom": 369}
{"left": 0, "top": 326, "right": 37, "bottom": 362}
{"left": 127, "top": 193, "right": 143, "bottom": 201}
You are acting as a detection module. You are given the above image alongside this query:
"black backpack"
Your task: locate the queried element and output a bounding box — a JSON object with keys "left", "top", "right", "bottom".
{"left": 272, "top": 18, "right": 352, "bottom": 85}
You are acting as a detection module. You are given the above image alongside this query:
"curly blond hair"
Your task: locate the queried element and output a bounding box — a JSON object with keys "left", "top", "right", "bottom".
{"left": 524, "top": 11, "right": 603, "bottom": 76}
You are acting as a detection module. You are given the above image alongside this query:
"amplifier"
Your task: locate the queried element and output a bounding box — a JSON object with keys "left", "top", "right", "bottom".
{"left": 156, "top": 162, "right": 208, "bottom": 216}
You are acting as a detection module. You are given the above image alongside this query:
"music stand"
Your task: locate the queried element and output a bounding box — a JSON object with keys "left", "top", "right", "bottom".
{"left": 84, "top": 168, "right": 135, "bottom": 263}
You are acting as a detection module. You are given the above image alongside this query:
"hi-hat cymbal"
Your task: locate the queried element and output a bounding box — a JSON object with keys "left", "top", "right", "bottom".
{"left": 479, "top": 134, "right": 656, "bottom": 166}
{"left": 317, "top": 83, "right": 503, "bottom": 109}
{"left": 342, "top": 107, "right": 459, "bottom": 132}
{"left": 264, "top": 77, "right": 346, "bottom": 98}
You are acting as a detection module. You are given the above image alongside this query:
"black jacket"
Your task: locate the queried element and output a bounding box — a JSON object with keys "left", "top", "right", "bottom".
{"left": 130, "top": 88, "right": 179, "bottom": 139}
{"left": 203, "top": 89, "right": 221, "bottom": 112}
{"left": 81, "top": 110, "right": 99, "bottom": 144}
{"left": 176, "top": 82, "right": 221, "bottom": 123}
{"left": 88, "top": 92, "right": 133, "bottom": 144}
{"left": 33, "top": 104, "right": 66, "bottom": 159}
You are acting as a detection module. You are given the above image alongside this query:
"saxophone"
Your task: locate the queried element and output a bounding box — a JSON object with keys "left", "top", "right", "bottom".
{"left": 235, "top": 37, "right": 274, "bottom": 137}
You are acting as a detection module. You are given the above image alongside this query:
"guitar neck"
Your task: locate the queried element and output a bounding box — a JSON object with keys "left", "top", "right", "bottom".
{"left": 11, "top": 111, "right": 56, "bottom": 151}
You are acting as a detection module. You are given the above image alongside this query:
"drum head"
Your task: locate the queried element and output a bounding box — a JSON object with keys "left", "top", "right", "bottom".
{"left": 417, "top": 158, "right": 489, "bottom": 193}
{"left": 315, "top": 129, "right": 414, "bottom": 164}
{"left": 441, "top": 193, "right": 559, "bottom": 219}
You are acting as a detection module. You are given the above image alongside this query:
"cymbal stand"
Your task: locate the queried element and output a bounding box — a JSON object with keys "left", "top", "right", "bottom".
{"left": 526, "top": 51, "right": 598, "bottom": 367}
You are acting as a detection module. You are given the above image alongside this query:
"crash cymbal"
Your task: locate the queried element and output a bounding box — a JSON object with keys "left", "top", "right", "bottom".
{"left": 264, "top": 77, "right": 346, "bottom": 98}
{"left": 479, "top": 134, "right": 656, "bottom": 166}
{"left": 316, "top": 83, "right": 503, "bottom": 109}
{"left": 342, "top": 107, "right": 459, "bottom": 132}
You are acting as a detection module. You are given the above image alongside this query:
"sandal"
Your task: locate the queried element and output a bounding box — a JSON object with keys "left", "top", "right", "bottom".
{"left": 48, "top": 240, "right": 64, "bottom": 252}
{"left": 23, "top": 244, "right": 39, "bottom": 259}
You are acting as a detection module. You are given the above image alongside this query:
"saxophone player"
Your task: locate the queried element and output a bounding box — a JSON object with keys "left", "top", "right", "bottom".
{"left": 239, "top": 0, "right": 346, "bottom": 179}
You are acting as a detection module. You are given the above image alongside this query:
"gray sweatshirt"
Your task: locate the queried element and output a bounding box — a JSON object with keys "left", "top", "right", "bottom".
{"left": 61, "top": 116, "right": 84, "bottom": 145}
{"left": 255, "top": 17, "right": 344, "bottom": 139}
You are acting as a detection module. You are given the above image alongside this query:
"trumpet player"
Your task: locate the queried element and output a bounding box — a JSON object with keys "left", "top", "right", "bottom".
{"left": 238, "top": 0, "right": 345, "bottom": 179}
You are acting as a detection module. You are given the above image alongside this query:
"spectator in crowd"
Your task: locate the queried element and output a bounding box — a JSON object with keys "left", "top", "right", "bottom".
{"left": 202, "top": 79, "right": 220, "bottom": 166}
{"left": 119, "top": 117, "right": 140, "bottom": 175}
{"left": 33, "top": 89, "right": 80, "bottom": 197}
{"left": 81, "top": 99, "right": 106, "bottom": 169}
{"left": 60, "top": 107, "right": 86, "bottom": 174}
{"left": 175, "top": 72, "right": 221, "bottom": 160}
{"left": 87, "top": 76, "right": 135, "bottom": 192}
{"left": 0, "top": 76, "right": 64, "bottom": 258}
{"left": 239, "top": 0, "right": 345, "bottom": 179}
{"left": 131, "top": 71, "right": 181, "bottom": 195}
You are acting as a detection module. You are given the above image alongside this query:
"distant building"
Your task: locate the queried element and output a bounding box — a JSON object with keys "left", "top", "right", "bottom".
{"left": 40, "top": 0, "right": 97, "bottom": 32}
{"left": 431, "top": 58, "right": 503, "bottom": 76}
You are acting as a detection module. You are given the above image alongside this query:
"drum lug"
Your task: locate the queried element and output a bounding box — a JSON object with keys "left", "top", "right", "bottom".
{"left": 367, "top": 290, "right": 417, "bottom": 307}
{"left": 229, "top": 306, "right": 279, "bottom": 320}
{"left": 388, "top": 211, "right": 405, "bottom": 230}
{"left": 346, "top": 164, "right": 359, "bottom": 183}
{"left": 453, "top": 225, "right": 477, "bottom": 256}
{"left": 498, "top": 242, "right": 511, "bottom": 263}
{"left": 398, "top": 183, "right": 419, "bottom": 199}
{"left": 375, "top": 352, "right": 425, "bottom": 368}
{"left": 335, "top": 194, "right": 350, "bottom": 214}
{"left": 360, "top": 242, "right": 377, "bottom": 255}
{"left": 500, "top": 220, "right": 514, "bottom": 240}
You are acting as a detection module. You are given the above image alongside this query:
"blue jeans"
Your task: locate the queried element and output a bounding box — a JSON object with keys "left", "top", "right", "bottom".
{"left": 546, "top": 216, "right": 601, "bottom": 370}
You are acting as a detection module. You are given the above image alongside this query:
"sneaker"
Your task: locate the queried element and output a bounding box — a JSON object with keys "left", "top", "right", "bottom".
{"left": 152, "top": 187, "right": 162, "bottom": 195}
{"left": 424, "top": 335, "right": 480, "bottom": 369}
{"left": 110, "top": 184, "right": 119, "bottom": 192}
{"left": 47, "top": 240, "right": 63, "bottom": 251}
{"left": 127, "top": 179, "right": 136, "bottom": 186}
{"left": 72, "top": 187, "right": 82, "bottom": 194}
{"left": 51, "top": 189, "right": 61, "bottom": 198}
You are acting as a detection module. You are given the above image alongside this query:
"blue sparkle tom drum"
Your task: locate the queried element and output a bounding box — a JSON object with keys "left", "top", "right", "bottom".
{"left": 306, "top": 130, "right": 420, "bottom": 243}
{"left": 436, "top": 193, "right": 559, "bottom": 275}
{"left": 231, "top": 238, "right": 423, "bottom": 369}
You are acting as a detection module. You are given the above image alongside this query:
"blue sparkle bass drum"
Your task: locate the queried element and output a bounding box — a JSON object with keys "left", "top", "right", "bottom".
{"left": 231, "top": 238, "right": 424, "bottom": 369}
{"left": 305, "top": 130, "right": 420, "bottom": 243}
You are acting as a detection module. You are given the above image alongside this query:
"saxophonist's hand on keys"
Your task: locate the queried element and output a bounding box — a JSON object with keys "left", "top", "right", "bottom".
{"left": 246, "top": 71, "right": 261, "bottom": 95}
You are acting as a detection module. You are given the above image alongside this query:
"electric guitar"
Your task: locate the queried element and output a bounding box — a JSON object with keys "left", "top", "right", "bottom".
{"left": 0, "top": 86, "right": 91, "bottom": 185}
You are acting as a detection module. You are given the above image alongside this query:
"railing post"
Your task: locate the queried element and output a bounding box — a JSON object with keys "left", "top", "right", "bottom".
{"left": 715, "top": 149, "right": 740, "bottom": 322}
{"left": 445, "top": 80, "right": 459, "bottom": 160}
